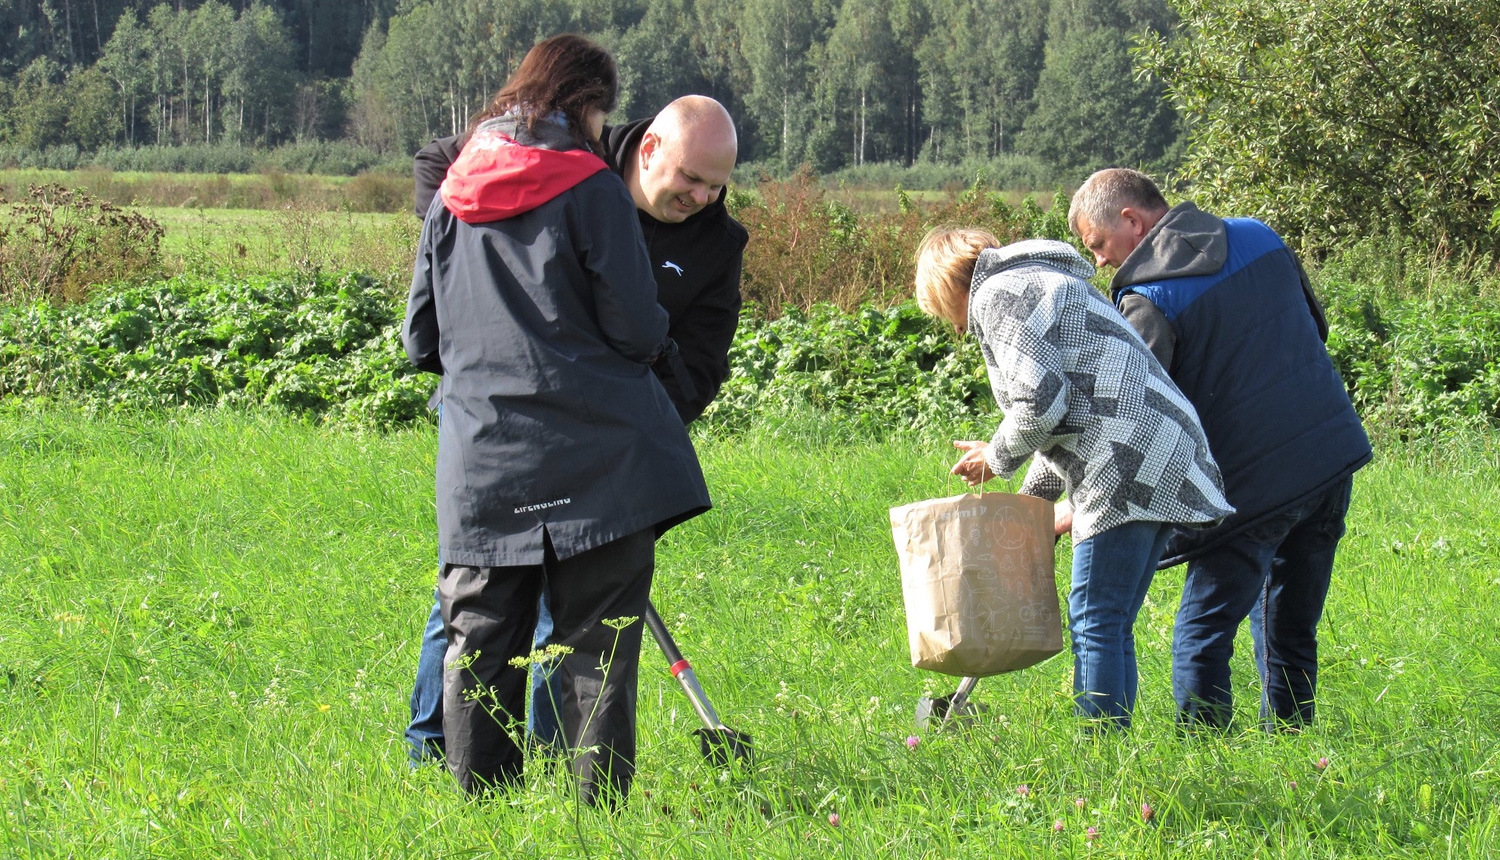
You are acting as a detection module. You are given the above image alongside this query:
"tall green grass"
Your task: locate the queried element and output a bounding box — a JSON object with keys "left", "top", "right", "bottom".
{"left": 1, "top": 407, "right": 1496, "bottom": 857}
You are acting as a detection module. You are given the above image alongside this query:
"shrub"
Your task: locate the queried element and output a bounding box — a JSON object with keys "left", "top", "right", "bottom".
{"left": 701, "top": 302, "right": 997, "bottom": 437}
{"left": 1318, "top": 248, "right": 1500, "bottom": 436}
{"left": 1142, "top": 0, "right": 1500, "bottom": 257}
{"left": 0, "top": 271, "right": 432, "bottom": 429}
{"left": 0, "top": 143, "right": 84, "bottom": 170}
{"left": 89, "top": 144, "right": 259, "bottom": 174}
{"left": 0, "top": 184, "right": 165, "bottom": 302}
{"left": 730, "top": 170, "right": 1073, "bottom": 315}
{"left": 0, "top": 271, "right": 997, "bottom": 435}
{"left": 344, "top": 172, "right": 410, "bottom": 213}
{"left": 46, "top": 141, "right": 395, "bottom": 177}
{"left": 256, "top": 141, "right": 387, "bottom": 176}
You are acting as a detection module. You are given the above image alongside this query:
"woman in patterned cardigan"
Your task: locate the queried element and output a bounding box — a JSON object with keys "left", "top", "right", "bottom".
{"left": 914, "top": 230, "right": 1234, "bottom": 727}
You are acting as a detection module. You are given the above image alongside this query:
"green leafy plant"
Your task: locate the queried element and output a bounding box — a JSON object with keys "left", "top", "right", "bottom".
{"left": 702, "top": 302, "right": 996, "bottom": 437}
{"left": 0, "top": 270, "right": 432, "bottom": 428}
{"left": 1140, "top": 0, "right": 1500, "bottom": 257}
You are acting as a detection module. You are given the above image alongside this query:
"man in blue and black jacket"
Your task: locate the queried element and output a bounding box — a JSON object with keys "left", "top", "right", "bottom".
{"left": 1067, "top": 167, "right": 1371, "bottom": 730}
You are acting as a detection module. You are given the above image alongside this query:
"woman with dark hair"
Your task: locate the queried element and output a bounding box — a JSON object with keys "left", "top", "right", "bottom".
{"left": 464, "top": 32, "right": 617, "bottom": 155}
{"left": 402, "top": 33, "right": 710, "bottom": 804}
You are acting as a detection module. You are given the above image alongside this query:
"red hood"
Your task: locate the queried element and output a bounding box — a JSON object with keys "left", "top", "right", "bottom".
{"left": 439, "top": 129, "right": 609, "bottom": 224}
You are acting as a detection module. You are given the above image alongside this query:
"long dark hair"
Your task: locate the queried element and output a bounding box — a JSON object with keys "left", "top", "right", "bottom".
{"left": 468, "top": 34, "right": 617, "bottom": 154}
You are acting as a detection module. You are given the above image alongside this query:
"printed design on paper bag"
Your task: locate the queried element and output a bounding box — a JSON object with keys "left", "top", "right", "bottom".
{"left": 991, "top": 504, "right": 1032, "bottom": 551}
{"left": 960, "top": 571, "right": 1012, "bottom": 637}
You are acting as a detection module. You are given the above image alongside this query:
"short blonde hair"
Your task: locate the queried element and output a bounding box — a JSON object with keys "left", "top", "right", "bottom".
{"left": 914, "top": 226, "right": 998, "bottom": 330}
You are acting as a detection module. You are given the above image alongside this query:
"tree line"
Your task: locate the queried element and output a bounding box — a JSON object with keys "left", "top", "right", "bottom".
{"left": 0, "top": 0, "right": 1182, "bottom": 176}
{"left": 5, "top": 0, "right": 1495, "bottom": 257}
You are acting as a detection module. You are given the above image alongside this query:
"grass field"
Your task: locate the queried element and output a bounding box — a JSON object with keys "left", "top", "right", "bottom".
{"left": 1, "top": 406, "right": 1496, "bottom": 857}
{"left": 0, "top": 169, "right": 409, "bottom": 214}
{"left": 139, "top": 206, "right": 418, "bottom": 284}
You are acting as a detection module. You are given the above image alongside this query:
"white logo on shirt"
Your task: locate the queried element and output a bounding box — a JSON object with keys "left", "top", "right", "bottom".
{"left": 661, "top": 261, "right": 684, "bottom": 276}
{"left": 514, "top": 497, "right": 572, "bottom": 514}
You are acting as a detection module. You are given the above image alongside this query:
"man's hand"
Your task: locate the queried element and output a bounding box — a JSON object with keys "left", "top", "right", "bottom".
{"left": 1053, "top": 499, "right": 1074, "bottom": 537}
{"left": 950, "top": 440, "right": 995, "bottom": 487}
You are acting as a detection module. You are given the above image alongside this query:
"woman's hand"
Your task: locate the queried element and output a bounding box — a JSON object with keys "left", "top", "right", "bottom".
{"left": 1053, "top": 499, "right": 1074, "bottom": 537}
{"left": 950, "top": 441, "right": 995, "bottom": 487}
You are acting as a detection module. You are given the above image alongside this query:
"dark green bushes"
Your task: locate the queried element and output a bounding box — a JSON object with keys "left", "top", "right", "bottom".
{"left": 0, "top": 272, "right": 432, "bottom": 428}
{"left": 1319, "top": 250, "right": 1500, "bottom": 436}
{"left": 3, "top": 263, "right": 1497, "bottom": 437}
{"left": 0, "top": 170, "right": 1495, "bottom": 438}
{"left": 701, "top": 303, "right": 996, "bottom": 437}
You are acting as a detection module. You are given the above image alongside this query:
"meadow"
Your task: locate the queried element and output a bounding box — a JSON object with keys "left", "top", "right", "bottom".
{"left": 1, "top": 406, "right": 1496, "bottom": 858}
{"left": 140, "top": 206, "right": 419, "bottom": 285}
{"left": 3, "top": 171, "right": 1499, "bottom": 857}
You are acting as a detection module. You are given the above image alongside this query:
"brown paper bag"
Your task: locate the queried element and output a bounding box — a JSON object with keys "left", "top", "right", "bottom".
{"left": 890, "top": 492, "right": 1063, "bottom": 677}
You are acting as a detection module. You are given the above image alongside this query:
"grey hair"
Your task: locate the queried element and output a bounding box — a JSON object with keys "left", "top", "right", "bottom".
{"left": 1068, "top": 167, "right": 1170, "bottom": 236}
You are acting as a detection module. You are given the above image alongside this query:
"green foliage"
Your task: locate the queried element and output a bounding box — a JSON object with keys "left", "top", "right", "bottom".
{"left": 0, "top": 0, "right": 1183, "bottom": 178}
{"left": 1018, "top": 26, "right": 1181, "bottom": 174}
{"left": 7, "top": 58, "right": 68, "bottom": 152}
{"left": 702, "top": 302, "right": 997, "bottom": 437}
{"left": 63, "top": 66, "right": 123, "bottom": 151}
{"left": 1141, "top": 0, "right": 1500, "bottom": 256}
{"left": 0, "top": 271, "right": 432, "bottom": 428}
{"left": 915, "top": 0, "right": 1049, "bottom": 164}
{"left": 0, "top": 184, "right": 165, "bottom": 302}
{"left": 0, "top": 141, "right": 404, "bottom": 176}
{"left": 1317, "top": 246, "right": 1500, "bottom": 436}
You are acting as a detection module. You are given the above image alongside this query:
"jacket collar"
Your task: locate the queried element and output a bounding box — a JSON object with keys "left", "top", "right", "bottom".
{"left": 1111, "top": 201, "right": 1227, "bottom": 291}
{"left": 439, "top": 116, "right": 608, "bottom": 224}
{"left": 972, "top": 239, "right": 1096, "bottom": 290}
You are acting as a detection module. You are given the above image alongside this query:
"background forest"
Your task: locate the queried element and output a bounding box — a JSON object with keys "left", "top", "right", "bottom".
{"left": 0, "top": 0, "right": 1182, "bottom": 183}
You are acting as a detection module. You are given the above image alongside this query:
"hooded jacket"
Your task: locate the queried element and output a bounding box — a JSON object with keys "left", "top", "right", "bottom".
{"left": 971, "top": 240, "right": 1233, "bottom": 544}
{"left": 414, "top": 117, "right": 747, "bottom": 423}
{"left": 402, "top": 116, "right": 710, "bottom": 566}
{"left": 1109, "top": 202, "right": 1371, "bottom": 566}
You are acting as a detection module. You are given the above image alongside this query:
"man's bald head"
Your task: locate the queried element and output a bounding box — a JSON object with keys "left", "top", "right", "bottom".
{"left": 627, "top": 96, "right": 738, "bottom": 223}
{"left": 651, "top": 95, "right": 737, "bottom": 152}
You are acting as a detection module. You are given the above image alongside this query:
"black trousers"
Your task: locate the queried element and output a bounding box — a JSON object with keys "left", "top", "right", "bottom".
{"left": 438, "top": 528, "right": 654, "bottom": 804}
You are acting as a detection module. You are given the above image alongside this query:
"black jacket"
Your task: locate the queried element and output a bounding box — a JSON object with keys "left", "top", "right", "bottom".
{"left": 1111, "top": 203, "right": 1371, "bottom": 567}
{"left": 414, "top": 117, "right": 747, "bottom": 423}
{"left": 403, "top": 117, "right": 710, "bottom": 566}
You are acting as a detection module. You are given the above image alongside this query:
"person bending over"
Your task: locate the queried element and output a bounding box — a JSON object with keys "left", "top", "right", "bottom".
{"left": 914, "top": 229, "right": 1233, "bottom": 728}
{"left": 1068, "top": 168, "right": 1371, "bottom": 730}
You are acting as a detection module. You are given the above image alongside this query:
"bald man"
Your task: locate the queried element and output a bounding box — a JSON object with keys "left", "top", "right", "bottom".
{"left": 406, "top": 96, "right": 747, "bottom": 765}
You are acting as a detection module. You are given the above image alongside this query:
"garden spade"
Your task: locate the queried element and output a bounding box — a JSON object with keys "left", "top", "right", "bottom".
{"left": 644, "top": 602, "right": 753, "bottom": 766}
{"left": 915, "top": 675, "right": 985, "bottom": 731}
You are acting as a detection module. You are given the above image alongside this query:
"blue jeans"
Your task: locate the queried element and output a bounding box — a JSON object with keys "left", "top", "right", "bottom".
{"left": 1172, "top": 476, "right": 1354, "bottom": 729}
{"left": 405, "top": 585, "right": 565, "bottom": 764}
{"left": 405, "top": 588, "right": 448, "bottom": 763}
{"left": 1067, "top": 519, "right": 1173, "bottom": 727}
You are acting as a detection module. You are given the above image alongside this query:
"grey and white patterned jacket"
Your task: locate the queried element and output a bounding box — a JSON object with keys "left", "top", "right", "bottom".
{"left": 969, "top": 239, "right": 1233, "bottom": 543}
